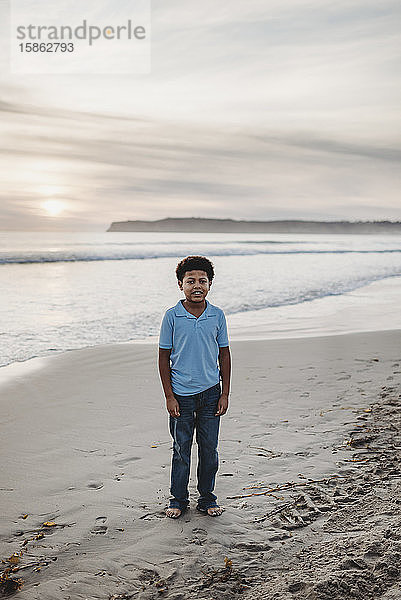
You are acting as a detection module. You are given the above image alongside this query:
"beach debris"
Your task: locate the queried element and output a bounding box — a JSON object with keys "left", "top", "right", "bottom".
{"left": 320, "top": 406, "right": 354, "bottom": 416}
{"left": 270, "top": 493, "right": 285, "bottom": 500}
{"left": 346, "top": 435, "right": 374, "bottom": 448}
{"left": 254, "top": 501, "right": 296, "bottom": 523}
{"left": 279, "top": 507, "right": 307, "bottom": 530}
{"left": 150, "top": 441, "right": 171, "bottom": 448}
{"left": 0, "top": 517, "right": 73, "bottom": 597}
{"left": 20, "top": 515, "right": 28, "bottom": 520}
{"left": 201, "top": 556, "right": 233, "bottom": 587}
{"left": 198, "top": 557, "right": 250, "bottom": 593}
{"left": 109, "top": 594, "right": 134, "bottom": 600}
{"left": 154, "top": 578, "right": 168, "bottom": 593}
{"left": 0, "top": 567, "right": 24, "bottom": 595}
{"left": 230, "top": 474, "right": 344, "bottom": 499}
{"left": 7, "top": 553, "right": 21, "bottom": 566}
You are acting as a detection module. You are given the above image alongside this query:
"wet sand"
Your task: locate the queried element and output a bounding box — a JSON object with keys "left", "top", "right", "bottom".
{"left": 0, "top": 330, "right": 400, "bottom": 599}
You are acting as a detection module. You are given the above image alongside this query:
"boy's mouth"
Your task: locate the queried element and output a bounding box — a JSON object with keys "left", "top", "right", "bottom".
{"left": 191, "top": 291, "right": 203, "bottom": 297}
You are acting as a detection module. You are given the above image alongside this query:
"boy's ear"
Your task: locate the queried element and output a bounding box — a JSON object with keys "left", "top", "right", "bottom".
{"left": 178, "top": 280, "right": 183, "bottom": 290}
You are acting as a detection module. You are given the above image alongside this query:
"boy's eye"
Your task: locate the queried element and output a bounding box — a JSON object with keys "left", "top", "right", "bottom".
{"left": 185, "top": 279, "right": 207, "bottom": 284}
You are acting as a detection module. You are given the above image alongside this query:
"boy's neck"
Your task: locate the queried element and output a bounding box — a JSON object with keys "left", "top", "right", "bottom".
{"left": 182, "top": 298, "right": 207, "bottom": 317}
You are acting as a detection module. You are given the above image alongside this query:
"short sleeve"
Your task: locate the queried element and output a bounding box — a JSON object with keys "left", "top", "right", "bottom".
{"left": 159, "top": 311, "right": 173, "bottom": 349}
{"left": 217, "top": 311, "right": 229, "bottom": 347}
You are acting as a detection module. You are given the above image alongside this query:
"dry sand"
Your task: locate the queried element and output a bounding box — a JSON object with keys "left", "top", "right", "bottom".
{"left": 0, "top": 330, "right": 400, "bottom": 599}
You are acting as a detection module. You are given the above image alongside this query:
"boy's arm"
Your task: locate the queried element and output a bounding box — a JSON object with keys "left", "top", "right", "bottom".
{"left": 158, "top": 348, "right": 180, "bottom": 417}
{"left": 216, "top": 346, "right": 231, "bottom": 416}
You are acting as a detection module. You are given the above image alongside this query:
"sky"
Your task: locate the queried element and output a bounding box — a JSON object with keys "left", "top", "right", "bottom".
{"left": 0, "top": 0, "right": 400, "bottom": 231}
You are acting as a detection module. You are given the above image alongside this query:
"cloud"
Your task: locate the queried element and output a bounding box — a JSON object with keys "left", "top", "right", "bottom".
{"left": 0, "top": 97, "right": 400, "bottom": 229}
{"left": 1, "top": 0, "right": 400, "bottom": 128}
{"left": 0, "top": 0, "right": 400, "bottom": 228}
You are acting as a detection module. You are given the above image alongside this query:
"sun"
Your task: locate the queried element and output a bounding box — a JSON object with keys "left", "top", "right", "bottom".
{"left": 41, "top": 200, "right": 66, "bottom": 217}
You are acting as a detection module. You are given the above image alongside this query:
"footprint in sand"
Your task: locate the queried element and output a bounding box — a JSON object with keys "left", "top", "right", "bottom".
{"left": 91, "top": 525, "right": 107, "bottom": 534}
{"left": 139, "top": 511, "right": 165, "bottom": 521}
{"left": 191, "top": 527, "right": 207, "bottom": 545}
{"left": 87, "top": 481, "right": 104, "bottom": 490}
{"left": 91, "top": 517, "right": 107, "bottom": 534}
{"left": 235, "top": 541, "right": 272, "bottom": 552}
{"left": 192, "top": 527, "right": 207, "bottom": 535}
{"left": 91, "top": 519, "right": 108, "bottom": 535}
{"left": 138, "top": 568, "right": 161, "bottom": 582}
{"left": 114, "top": 455, "right": 141, "bottom": 467}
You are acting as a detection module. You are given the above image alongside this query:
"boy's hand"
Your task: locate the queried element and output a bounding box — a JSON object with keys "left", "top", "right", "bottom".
{"left": 215, "top": 394, "right": 229, "bottom": 416}
{"left": 166, "top": 395, "right": 180, "bottom": 417}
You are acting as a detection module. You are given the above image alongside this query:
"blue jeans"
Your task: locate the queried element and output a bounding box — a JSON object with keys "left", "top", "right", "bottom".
{"left": 169, "top": 383, "right": 221, "bottom": 511}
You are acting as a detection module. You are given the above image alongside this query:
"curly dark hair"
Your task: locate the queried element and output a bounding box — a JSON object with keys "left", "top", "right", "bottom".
{"left": 175, "top": 256, "right": 215, "bottom": 283}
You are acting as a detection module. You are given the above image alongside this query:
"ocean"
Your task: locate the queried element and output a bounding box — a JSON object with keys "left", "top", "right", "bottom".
{"left": 1, "top": 231, "right": 401, "bottom": 367}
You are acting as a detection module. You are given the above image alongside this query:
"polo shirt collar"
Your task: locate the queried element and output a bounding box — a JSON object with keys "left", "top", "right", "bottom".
{"left": 174, "top": 299, "right": 217, "bottom": 320}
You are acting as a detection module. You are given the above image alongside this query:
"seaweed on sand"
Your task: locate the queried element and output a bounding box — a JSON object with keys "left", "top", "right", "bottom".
{"left": 0, "top": 567, "right": 24, "bottom": 597}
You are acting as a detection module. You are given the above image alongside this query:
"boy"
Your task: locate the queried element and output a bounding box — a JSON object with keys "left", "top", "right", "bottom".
{"left": 158, "top": 256, "right": 231, "bottom": 518}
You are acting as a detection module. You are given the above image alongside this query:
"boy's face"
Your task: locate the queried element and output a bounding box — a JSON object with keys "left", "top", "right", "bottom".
{"left": 178, "top": 270, "right": 211, "bottom": 304}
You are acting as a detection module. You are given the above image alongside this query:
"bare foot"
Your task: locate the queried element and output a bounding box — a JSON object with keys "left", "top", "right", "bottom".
{"left": 207, "top": 506, "right": 224, "bottom": 517}
{"left": 165, "top": 507, "right": 182, "bottom": 519}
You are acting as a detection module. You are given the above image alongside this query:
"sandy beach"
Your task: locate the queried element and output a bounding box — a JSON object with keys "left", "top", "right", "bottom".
{"left": 2, "top": 0, "right": 401, "bottom": 595}
{"left": 1, "top": 330, "right": 400, "bottom": 599}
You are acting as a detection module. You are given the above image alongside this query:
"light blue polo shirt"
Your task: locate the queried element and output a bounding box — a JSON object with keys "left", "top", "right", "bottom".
{"left": 159, "top": 299, "right": 229, "bottom": 395}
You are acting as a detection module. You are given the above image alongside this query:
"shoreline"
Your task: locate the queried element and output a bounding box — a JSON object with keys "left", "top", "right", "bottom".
{"left": 227, "top": 276, "right": 401, "bottom": 341}
{"left": 1, "top": 275, "right": 401, "bottom": 385}
{"left": 1, "top": 330, "right": 400, "bottom": 599}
